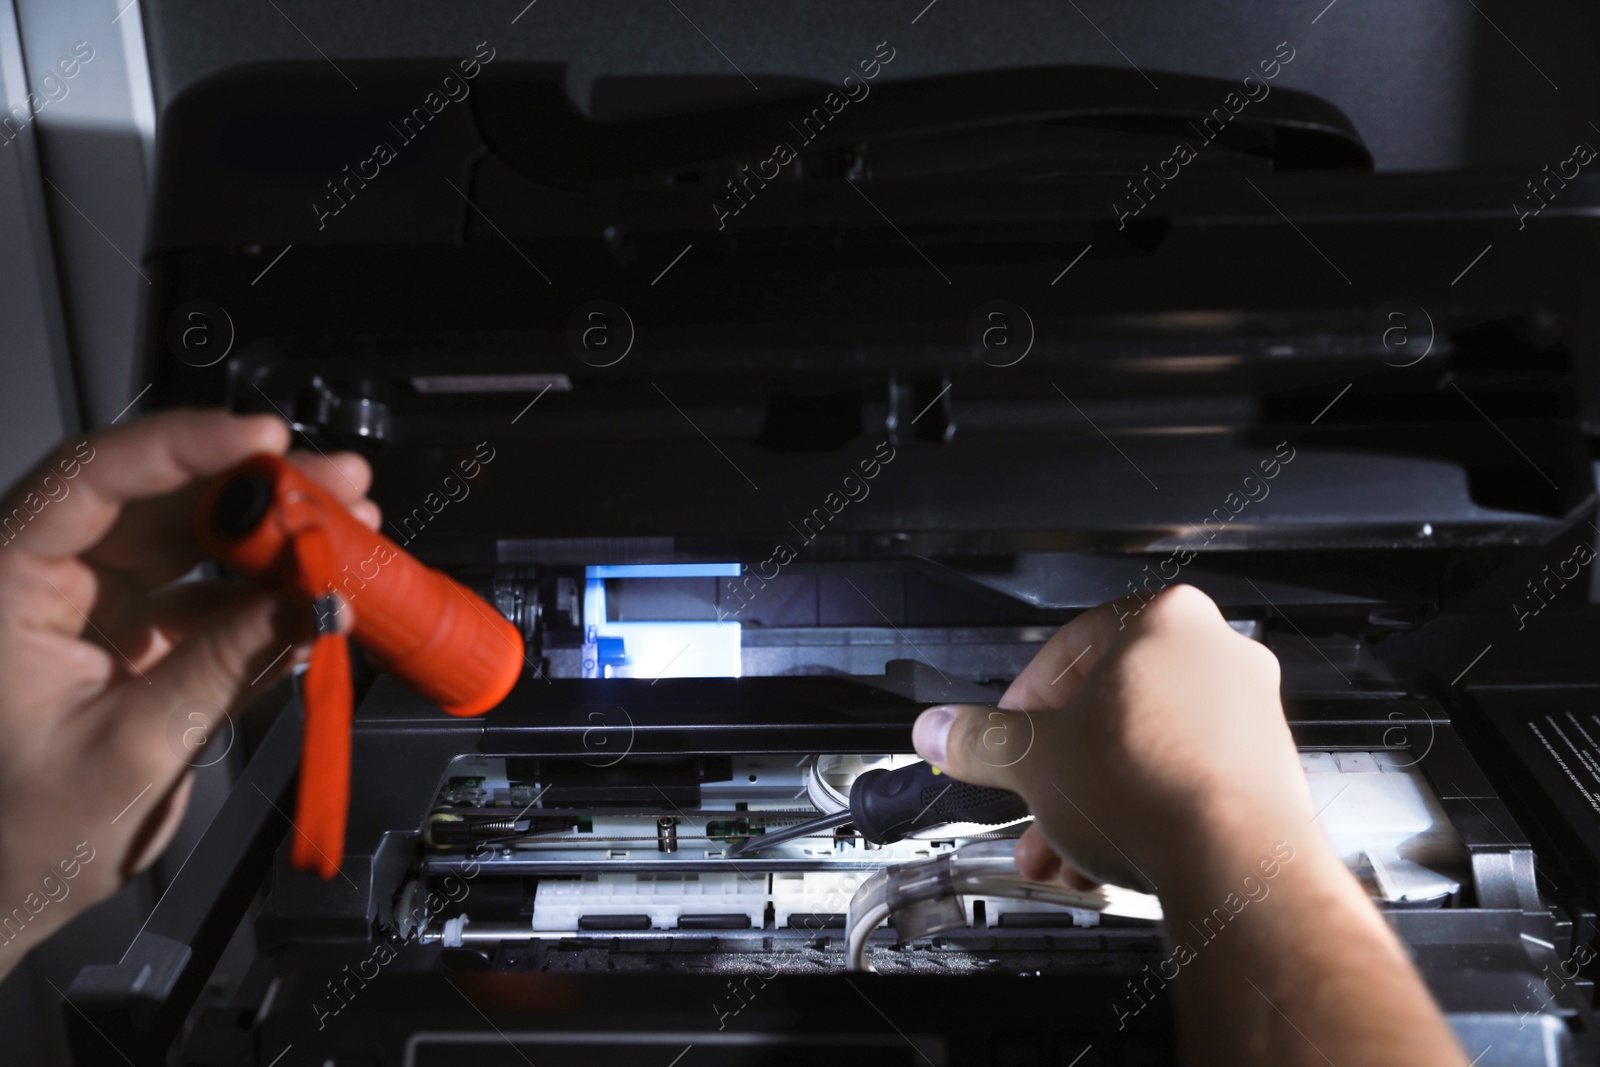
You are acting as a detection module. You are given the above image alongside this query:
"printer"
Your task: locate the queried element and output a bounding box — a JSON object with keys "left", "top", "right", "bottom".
{"left": 60, "top": 54, "right": 1600, "bottom": 1066}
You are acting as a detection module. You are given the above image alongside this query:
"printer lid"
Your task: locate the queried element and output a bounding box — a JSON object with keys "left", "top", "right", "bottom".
{"left": 143, "top": 61, "right": 1599, "bottom": 570}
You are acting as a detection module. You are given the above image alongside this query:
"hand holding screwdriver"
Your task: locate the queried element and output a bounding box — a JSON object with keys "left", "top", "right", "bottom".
{"left": 726, "top": 760, "right": 1029, "bottom": 857}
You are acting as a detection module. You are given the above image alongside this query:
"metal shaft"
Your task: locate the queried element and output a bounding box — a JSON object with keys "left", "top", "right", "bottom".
{"left": 723, "top": 810, "right": 854, "bottom": 857}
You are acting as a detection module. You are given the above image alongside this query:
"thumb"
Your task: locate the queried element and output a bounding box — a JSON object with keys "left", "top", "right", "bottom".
{"left": 104, "top": 591, "right": 307, "bottom": 764}
{"left": 912, "top": 703, "right": 1040, "bottom": 792}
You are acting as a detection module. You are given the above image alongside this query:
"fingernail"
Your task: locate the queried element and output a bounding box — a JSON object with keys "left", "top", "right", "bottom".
{"left": 913, "top": 705, "right": 957, "bottom": 768}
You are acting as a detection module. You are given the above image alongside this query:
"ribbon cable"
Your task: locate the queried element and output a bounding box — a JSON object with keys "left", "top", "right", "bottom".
{"left": 286, "top": 513, "right": 352, "bottom": 879}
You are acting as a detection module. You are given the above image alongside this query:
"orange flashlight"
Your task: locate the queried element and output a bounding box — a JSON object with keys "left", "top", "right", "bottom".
{"left": 196, "top": 453, "right": 524, "bottom": 876}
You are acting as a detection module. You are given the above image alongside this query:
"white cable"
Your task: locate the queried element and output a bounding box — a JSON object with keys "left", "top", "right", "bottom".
{"left": 846, "top": 901, "right": 892, "bottom": 972}
{"left": 806, "top": 754, "right": 918, "bottom": 816}
{"left": 845, "top": 870, "right": 1162, "bottom": 971}
{"left": 805, "top": 756, "right": 850, "bottom": 815}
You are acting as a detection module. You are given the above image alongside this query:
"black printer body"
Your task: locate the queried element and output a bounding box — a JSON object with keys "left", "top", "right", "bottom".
{"left": 61, "top": 58, "right": 1600, "bottom": 1066}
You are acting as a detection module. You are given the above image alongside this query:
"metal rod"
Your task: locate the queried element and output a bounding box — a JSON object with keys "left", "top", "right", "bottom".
{"left": 724, "top": 810, "right": 855, "bottom": 857}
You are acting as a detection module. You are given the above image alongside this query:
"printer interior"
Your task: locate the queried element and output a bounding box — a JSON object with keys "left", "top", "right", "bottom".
{"left": 67, "top": 59, "right": 1600, "bottom": 1067}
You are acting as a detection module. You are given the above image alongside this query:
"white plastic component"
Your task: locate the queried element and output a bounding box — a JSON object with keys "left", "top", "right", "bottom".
{"left": 1371, "top": 750, "right": 1412, "bottom": 772}
{"left": 441, "top": 914, "right": 469, "bottom": 947}
{"left": 531, "top": 870, "right": 904, "bottom": 932}
{"left": 770, "top": 871, "right": 873, "bottom": 928}
{"left": 582, "top": 575, "right": 742, "bottom": 679}
{"left": 1298, "top": 751, "right": 1339, "bottom": 774}
{"left": 1310, "top": 769, "right": 1431, "bottom": 842}
{"left": 703, "top": 757, "right": 811, "bottom": 810}
{"left": 963, "top": 895, "right": 1100, "bottom": 929}
{"left": 1301, "top": 750, "right": 1463, "bottom": 903}
{"left": 805, "top": 754, "right": 930, "bottom": 815}
{"left": 531, "top": 873, "right": 767, "bottom": 931}
{"left": 1332, "top": 751, "right": 1380, "bottom": 773}
{"left": 784, "top": 870, "right": 1107, "bottom": 927}
{"left": 591, "top": 621, "right": 742, "bottom": 679}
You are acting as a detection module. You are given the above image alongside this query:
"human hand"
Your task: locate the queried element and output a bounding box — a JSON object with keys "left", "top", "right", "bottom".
{"left": 911, "top": 583, "right": 1324, "bottom": 901}
{"left": 916, "top": 588, "right": 1467, "bottom": 1066}
{"left": 0, "top": 409, "right": 378, "bottom": 977}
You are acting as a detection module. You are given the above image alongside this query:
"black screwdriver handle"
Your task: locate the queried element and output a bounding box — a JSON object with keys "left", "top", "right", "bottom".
{"left": 848, "top": 761, "right": 1030, "bottom": 845}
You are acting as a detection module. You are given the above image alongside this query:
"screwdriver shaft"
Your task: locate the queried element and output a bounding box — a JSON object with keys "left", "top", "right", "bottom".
{"left": 724, "top": 810, "right": 853, "bottom": 857}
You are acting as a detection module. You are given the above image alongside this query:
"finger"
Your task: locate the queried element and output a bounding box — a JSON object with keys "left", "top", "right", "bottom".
{"left": 1059, "top": 864, "right": 1101, "bottom": 892}
{"left": 912, "top": 589, "right": 1211, "bottom": 790}
{"left": 81, "top": 482, "right": 224, "bottom": 587}
{"left": 998, "top": 585, "right": 1231, "bottom": 715}
{"left": 0, "top": 604, "right": 116, "bottom": 724}
{"left": 912, "top": 702, "right": 1040, "bottom": 791}
{"left": 97, "top": 584, "right": 348, "bottom": 728}
{"left": 349, "top": 499, "right": 381, "bottom": 532}
{"left": 998, "top": 595, "right": 1140, "bottom": 714}
{"left": 121, "top": 773, "right": 194, "bottom": 878}
{"left": 89, "top": 592, "right": 307, "bottom": 765}
{"left": 2, "top": 410, "right": 289, "bottom": 562}
{"left": 84, "top": 446, "right": 374, "bottom": 589}
{"left": 6, "top": 556, "right": 193, "bottom": 697}
{"left": 1, "top": 550, "right": 104, "bottom": 638}
{"left": 1014, "top": 824, "right": 1101, "bottom": 891}
{"left": 145, "top": 581, "right": 270, "bottom": 643}
{"left": 1014, "top": 823, "right": 1061, "bottom": 882}
{"left": 285, "top": 450, "right": 372, "bottom": 506}
{"left": 100, "top": 582, "right": 298, "bottom": 673}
